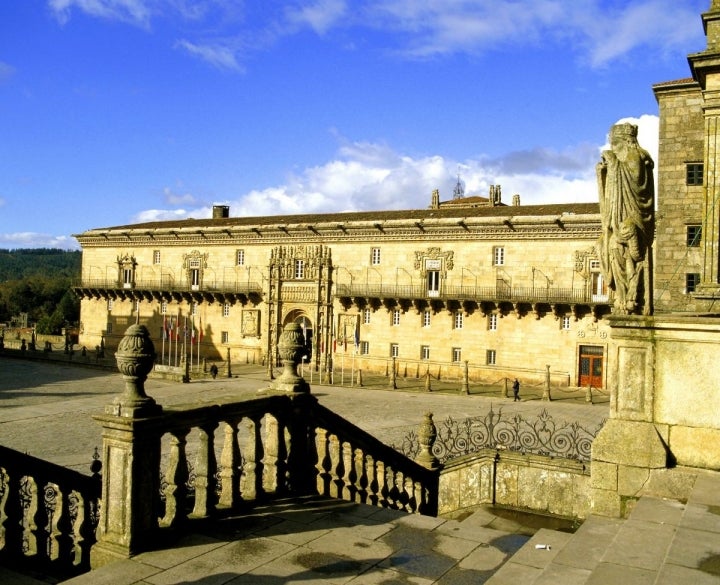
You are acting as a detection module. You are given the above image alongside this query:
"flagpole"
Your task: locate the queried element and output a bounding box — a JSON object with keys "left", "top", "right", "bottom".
{"left": 162, "top": 314, "right": 166, "bottom": 366}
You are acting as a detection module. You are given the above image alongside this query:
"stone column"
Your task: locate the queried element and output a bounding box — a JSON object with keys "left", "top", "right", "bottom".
{"left": 91, "top": 324, "right": 164, "bottom": 567}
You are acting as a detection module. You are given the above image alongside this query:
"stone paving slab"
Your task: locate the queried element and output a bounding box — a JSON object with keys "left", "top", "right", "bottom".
{"left": 61, "top": 495, "right": 532, "bottom": 585}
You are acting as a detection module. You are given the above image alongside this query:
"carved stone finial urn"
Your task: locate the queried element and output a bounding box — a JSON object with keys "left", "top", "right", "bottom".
{"left": 415, "top": 412, "right": 440, "bottom": 470}
{"left": 110, "top": 324, "right": 162, "bottom": 417}
{"left": 271, "top": 322, "right": 310, "bottom": 394}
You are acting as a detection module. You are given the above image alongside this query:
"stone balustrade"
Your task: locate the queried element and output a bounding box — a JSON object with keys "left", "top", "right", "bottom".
{"left": 91, "top": 322, "right": 440, "bottom": 568}
{"left": 0, "top": 445, "right": 101, "bottom": 578}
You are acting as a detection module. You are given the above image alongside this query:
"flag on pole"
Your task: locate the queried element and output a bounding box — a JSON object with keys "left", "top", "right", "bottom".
{"left": 162, "top": 315, "right": 167, "bottom": 340}
{"left": 199, "top": 317, "right": 203, "bottom": 342}
{"left": 169, "top": 316, "right": 174, "bottom": 340}
{"left": 191, "top": 317, "right": 196, "bottom": 345}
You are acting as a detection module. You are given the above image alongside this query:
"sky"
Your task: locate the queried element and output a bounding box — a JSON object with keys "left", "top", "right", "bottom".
{"left": 0, "top": 0, "right": 710, "bottom": 250}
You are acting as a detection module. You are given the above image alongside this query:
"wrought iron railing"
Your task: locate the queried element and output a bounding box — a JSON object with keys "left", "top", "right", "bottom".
{"left": 399, "top": 406, "right": 605, "bottom": 463}
{"left": 0, "top": 445, "right": 101, "bottom": 578}
{"left": 72, "top": 278, "right": 263, "bottom": 296}
{"left": 334, "top": 283, "right": 603, "bottom": 304}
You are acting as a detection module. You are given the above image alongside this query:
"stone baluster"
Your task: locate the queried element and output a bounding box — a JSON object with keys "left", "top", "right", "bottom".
{"left": 314, "top": 428, "right": 331, "bottom": 496}
{"left": 354, "top": 449, "right": 368, "bottom": 504}
{"left": 192, "top": 422, "right": 218, "bottom": 518}
{"left": 366, "top": 455, "right": 378, "bottom": 506}
{"left": 376, "top": 460, "right": 388, "bottom": 508}
{"left": 218, "top": 420, "right": 241, "bottom": 509}
{"left": 262, "top": 414, "right": 283, "bottom": 493}
{"left": 23, "top": 476, "right": 39, "bottom": 556}
{"left": 242, "top": 415, "right": 264, "bottom": 501}
{"left": 0, "top": 469, "right": 23, "bottom": 557}
{"left": 48, "top": 483, "right": 67, "bottom": 563}
{"left": 68, "top": 490, "right": 87, "bottom": 567}
{"left": 329, "top": 435, "right": 342, "bottom": 498}
{"left": 160, "top": 429, "right": 190, "bottom": 528}
{"left": 341, "top": 442, "right": 355, "bottom": 501}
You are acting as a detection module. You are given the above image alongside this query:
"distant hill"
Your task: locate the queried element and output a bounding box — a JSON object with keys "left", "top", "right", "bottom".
{"left": 0, "top": 248, "right": 81, "bottom": 282}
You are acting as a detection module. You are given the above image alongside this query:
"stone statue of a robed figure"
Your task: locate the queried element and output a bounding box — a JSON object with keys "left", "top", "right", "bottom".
{"left": 596, "top": 122, "right": 655, "bottom": 315}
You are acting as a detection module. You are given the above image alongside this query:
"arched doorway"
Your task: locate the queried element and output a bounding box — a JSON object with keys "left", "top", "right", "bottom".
{"left": 283, "top": 310, "right": 313, "bottom": 362}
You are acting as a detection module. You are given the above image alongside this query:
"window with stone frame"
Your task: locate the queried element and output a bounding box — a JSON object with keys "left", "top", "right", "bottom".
{"left": 390, "top": 343, "right": 399, "bottom": 358}
{"left": 488, "top": 313, "right": 498, "bottom": 331}
{"left": 237, "top": 249, "right": 245, "bottom": 266}
{"left": 360, "top": 341, "right": 369, "bottom": 355}
{"left": 452, "top": 347, "right": 462, "bottom": 362}
{"left": 686, "top": 273, "right": 701, "bottom": 294}
{"left": 493, "top": 246, "right": 505, "bottom": 266}
{"left": 687, "top": 225, "right": 702, "bottom": 247}
{"left": 687, "top": 163, "right": 704, "bottom": 186}
{"left": 422, "top": 310, "right": 431, "bottom": 327}
{"left": 161, "top": 301, "right": 167, "bottom": 314}
{"left": 392, "top": 309, "right": 401, "bottom": 326}
{"left": 153, "top": 250, "right": 161, "bottom": 264}
{"left": 421, "top": 345, "right": 430, "bottom": 360}
{"left": 371, "top": 247, "right": 381, "bottom": 265}
{"left": 107, "top": 299, "right": 114, "bottom": 311}
{"left": 454, "top": 311, "right": 464, "bottom": 329}
{"left": 561, "top": 315, "right": 571, "bottom": 330}
{"left": 294, "top": 259, "right": 305, "bottom": 279}
{"left": 107, "top": 321, "right": 113, "bottom": 334}
{"left": 221, "top": 331, "right": 229, "bottom": 344}
{"left": 486, "top": 349, "right": 496, "bottom": 365}
{"left": 363, "top": 308, "right": 371, "bottom": 324}
{"left": 223, "top": 303, "right": 230, "bottom": 317}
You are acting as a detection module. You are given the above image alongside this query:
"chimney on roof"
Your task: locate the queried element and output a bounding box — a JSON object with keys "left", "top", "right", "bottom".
{"left": 213, "top": 205, "right": 230, "bottom": 219}
{"left": 512, "top": 194, "right": 520, "bottom": 206}
{"left": 489, "top": 185, "right": 502, "bottom": 206}
{"left": 430, "top": 189, "right": 440, "bottom": 209}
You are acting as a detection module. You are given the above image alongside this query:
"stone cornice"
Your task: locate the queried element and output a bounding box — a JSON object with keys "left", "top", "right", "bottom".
{"left": 75, "top": 215, "right": 601, "bottom": 248}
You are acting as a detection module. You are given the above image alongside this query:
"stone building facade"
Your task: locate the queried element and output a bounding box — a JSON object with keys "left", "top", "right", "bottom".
{"left": 73, "top": 194, "right": 612, "bottom": 388}
{"left": 653, "top": 0, "right": 720, "bottom": 312}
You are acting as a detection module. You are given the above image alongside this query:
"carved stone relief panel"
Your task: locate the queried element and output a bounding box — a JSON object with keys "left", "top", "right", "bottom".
{"left": 242, "top": 309, "right": 261, "bottom": 338}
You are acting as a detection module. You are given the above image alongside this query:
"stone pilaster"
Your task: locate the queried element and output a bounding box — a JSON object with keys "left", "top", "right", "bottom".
{"left": 591, "top": 316, "right": 669, "bottom": 517}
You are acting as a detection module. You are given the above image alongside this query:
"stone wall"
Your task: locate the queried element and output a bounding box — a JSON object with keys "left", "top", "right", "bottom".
{"left": 438, "top": 449, "right": 591, "bottom": 519}
{"left": 653, "top": 81, "right": 706, "bottom": 312}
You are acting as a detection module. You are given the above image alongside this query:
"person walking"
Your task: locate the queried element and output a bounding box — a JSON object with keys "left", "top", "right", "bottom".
{"left": 512, "top": 378, "right": 520, "bottom": 401}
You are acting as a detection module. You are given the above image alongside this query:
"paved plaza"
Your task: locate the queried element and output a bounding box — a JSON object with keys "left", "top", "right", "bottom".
{"left": 0, "top": 356, "right": 608, "bottom": 474}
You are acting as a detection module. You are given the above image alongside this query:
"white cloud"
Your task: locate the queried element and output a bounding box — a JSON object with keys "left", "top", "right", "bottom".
{"left": 162, "top": 185, "right": 198, "bottom": 206}
{"left": 134, "top": 117, "right": 657, "bottom": 223}
{"left": 0, "top": 232, "right": 80, "bottom": 250}
{"left": 285, "top": 0, "right": 348, "bottom": 35}
{"left": 48, "top": 0, "right": 154, "bottom": 27}
{"left": 46, "top": 0, "right": 705, "bottom": 69}
{"left": 174, "top": 39, "right": 243, "bottom": 71}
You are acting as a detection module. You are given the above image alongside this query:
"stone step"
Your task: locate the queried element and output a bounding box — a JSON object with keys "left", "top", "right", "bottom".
{"left": 485, "top": 514, "right": 624, "bottom": 585}
{"left": 0, "top": 566, "right": 53, "bottom": 585}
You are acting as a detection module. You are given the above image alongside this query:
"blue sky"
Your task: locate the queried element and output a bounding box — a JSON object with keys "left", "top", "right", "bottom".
{"left": 0, "top": 0, "right": 709, "bottom": 249}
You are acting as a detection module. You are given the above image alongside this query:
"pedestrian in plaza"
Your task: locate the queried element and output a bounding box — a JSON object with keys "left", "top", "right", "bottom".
{"left": 210, "top": 364, "right": 218, "bottom": 379}
{"left": 512, "top": 378, "right": 520, "bottom": 401}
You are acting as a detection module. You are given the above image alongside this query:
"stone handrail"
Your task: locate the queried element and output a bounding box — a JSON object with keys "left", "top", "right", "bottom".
{"left": 72, "top": 278, "right": 264, "bottom": 296}
{"left": 310, "top": 402, "right": 438, "bottom": 516}
{"left": 0, "top": 445, "right": 101, "bottom": 578}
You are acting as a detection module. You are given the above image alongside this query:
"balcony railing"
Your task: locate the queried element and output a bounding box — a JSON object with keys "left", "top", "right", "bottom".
{"left": 73, "top": 278, "right": 263, "bottom": 296}
{"left": 334, "top": 283, "right": 605, "bottom": 304}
